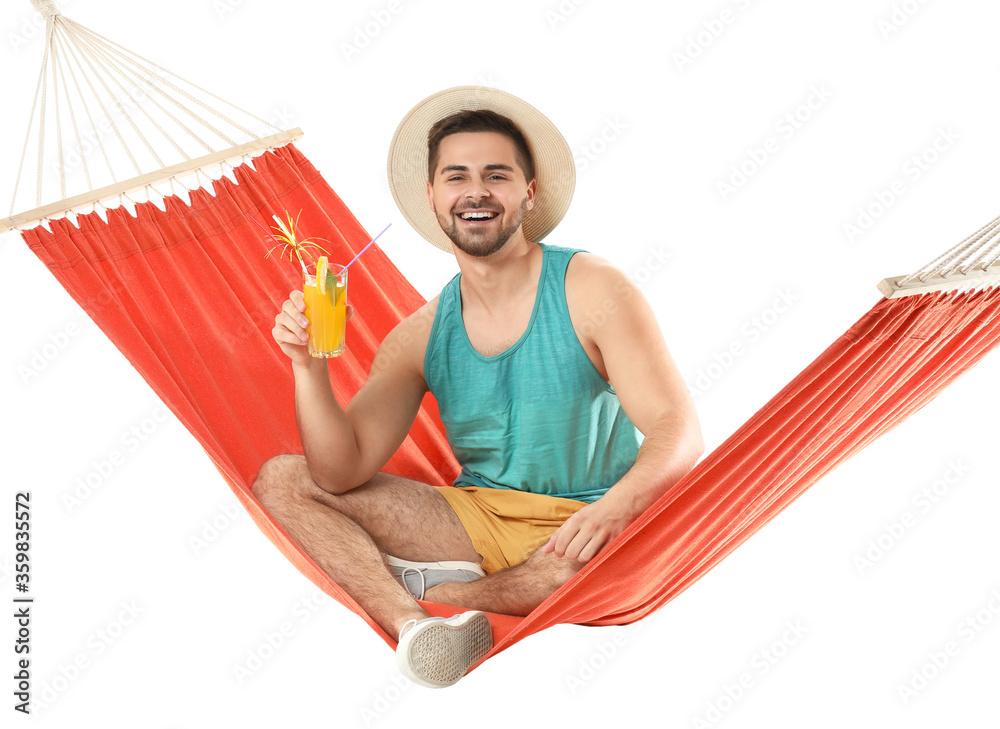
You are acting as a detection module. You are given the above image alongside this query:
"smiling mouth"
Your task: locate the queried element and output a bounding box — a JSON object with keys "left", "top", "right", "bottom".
{"left": 457, "top": 210, "right": 500, "bottom": 223}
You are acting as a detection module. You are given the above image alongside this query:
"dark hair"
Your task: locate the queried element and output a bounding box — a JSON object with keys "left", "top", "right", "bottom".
{"left": 427, "top": 109, "right": 535, "bottom": 184}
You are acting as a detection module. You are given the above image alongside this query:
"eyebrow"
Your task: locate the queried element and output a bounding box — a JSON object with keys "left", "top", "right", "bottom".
{"left": 439, "top": 164, "right": 515, "bottom": 176}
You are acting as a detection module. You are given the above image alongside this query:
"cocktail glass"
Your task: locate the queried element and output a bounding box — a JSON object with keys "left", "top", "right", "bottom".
{"left": 303, "top": 263, "right": 347, "bottom": 358}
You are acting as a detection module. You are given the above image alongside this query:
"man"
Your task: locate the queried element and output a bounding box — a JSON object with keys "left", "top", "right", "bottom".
{"left": 251, "top": 86, "right": 704, "bottom": 688}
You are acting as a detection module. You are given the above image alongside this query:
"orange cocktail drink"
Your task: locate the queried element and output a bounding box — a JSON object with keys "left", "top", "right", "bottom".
{"left": 303, "top": 262, "right": 347, "bottom": 358}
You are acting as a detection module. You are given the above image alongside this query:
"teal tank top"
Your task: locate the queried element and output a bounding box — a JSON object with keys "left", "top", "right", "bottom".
{"left": 423, "top": 242, "right": 644, "bottom": 503}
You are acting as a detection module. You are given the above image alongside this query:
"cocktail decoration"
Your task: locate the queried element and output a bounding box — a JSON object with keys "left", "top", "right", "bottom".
{"left": 248, "top": 211, "right": 390, "bottom": 359}
{"left": 249, "top": 209, "right": 345, "bottom": 357}
{"left": 254, "top": 209, "right": 331, "bottom": 274}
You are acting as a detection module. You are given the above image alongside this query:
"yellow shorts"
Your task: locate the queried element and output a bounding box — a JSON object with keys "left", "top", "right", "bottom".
{"left": 435, "top": 485, "right": 588, "bottom": 574}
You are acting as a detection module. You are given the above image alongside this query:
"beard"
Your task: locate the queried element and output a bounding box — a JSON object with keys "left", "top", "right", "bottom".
{"left": 437, "top": 195, "right": 529, "bottom": 258}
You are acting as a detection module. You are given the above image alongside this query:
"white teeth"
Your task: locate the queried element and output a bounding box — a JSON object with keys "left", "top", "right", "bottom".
{"left": 460, "top": 211, "right": 496, "bottom": 220}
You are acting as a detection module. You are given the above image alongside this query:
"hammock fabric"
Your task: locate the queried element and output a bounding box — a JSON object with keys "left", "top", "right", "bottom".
{"left": 21, "top": 144, "right": 1000, "bottom": 669}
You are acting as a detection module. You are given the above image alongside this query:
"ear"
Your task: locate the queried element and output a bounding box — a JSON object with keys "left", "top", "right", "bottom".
{"left": 426, "top": 180, "right": 435, "bottom": 213}
{"left": 526, "top": 178, "right": 537, "bottom": 211}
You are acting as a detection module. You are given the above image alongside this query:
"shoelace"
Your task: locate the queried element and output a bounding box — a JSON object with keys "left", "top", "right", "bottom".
{"left": 399, "top": 566, "right": 427, "bottom": 600}
{"left": 398, "top": 617, "right": 419, "bottom": 641}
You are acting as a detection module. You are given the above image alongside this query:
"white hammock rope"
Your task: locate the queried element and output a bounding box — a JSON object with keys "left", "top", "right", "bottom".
{"left": 58, "top": 17, "right": 167, "bottom": 175}
{"left": 3, "top": 0, "right": 299, "bottom": 233}
{"left": 74, "top": 19, "right": 274, "bottom": 135}
{"left": 35, "top": 18, "right": 54, "bottom": 208}
{"left": 901, "top": 214, "right": 1000, "bottom": 284}
{"left": 61, "top": 17, "right": 226, "bottom": 156}
{"left": 880, "top": 211, "right": 1000, "bottom": 298}
{"left": 51, "top": 20, "right": 105, "bottom": 193}
{"left": 51, "top": 27, "right": 87, "bottom": 195}
{"left": 51, "top": 20, "right": 66, "bottom": 202}
{"left": 8, "top": 15, "right": 49, "bottom": 216}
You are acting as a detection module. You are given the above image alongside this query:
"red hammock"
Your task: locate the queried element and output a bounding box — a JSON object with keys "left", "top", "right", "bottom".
{"left": 21, "top": 143, "right": 1000, "bottom": 668}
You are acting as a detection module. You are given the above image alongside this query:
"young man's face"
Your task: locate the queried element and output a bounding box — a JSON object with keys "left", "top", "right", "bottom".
{"left": 426, "top": 131, "right": 537, "bottom": 258}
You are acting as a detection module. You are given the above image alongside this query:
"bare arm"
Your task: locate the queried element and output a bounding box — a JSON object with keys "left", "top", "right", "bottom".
{"left": 273, "top": 290, "right": 431, "bottom": 494}
{"left": 290, "top": 356, "right": 359, "bottom": 493}
{"left": 544, "top": 256, "right": 704, "bottom": 561}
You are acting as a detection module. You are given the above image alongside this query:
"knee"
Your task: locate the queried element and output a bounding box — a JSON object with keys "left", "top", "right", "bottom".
{"left": 525, "top": 549, "right": 585, "bottom": 595}
{"left": 251, "top": 454, "right": 311, "bottom": 506}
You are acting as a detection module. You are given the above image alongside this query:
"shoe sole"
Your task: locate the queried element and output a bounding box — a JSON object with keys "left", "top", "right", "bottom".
{"left": 396, "top": 611, "right": 493, "bottom": 688}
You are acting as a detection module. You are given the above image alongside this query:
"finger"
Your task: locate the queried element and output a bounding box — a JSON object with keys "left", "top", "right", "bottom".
{"left": 552, "top": 519, "right": 581, "bottom": 558}
{"left": 541, "top": 530, "right": 559, "bottom": 554}
{"left": 277, "top": 311, "right": 309, "bottom": 342}
{"left": 576, "top": 535, "right": 608, "bottom": 563}
{"left": 346, "top": 304, "right": 355, "bottom": 321}
{"left": 273, "top": 325, "right": 308, "bottom": 347}
{"left": 566, "top": 524, "right": 610, "bottom": 561}
{"left": 290, "top": 289, "right": 305, "bottom": 310}
{"left": 561, "top": 531, "right": 587, "bottom": 562}
{"left": 282, "top": 300, "right": 310, "bottom": 330}
{"left": 283, "top": 297, "right": 306, "bottom": 318}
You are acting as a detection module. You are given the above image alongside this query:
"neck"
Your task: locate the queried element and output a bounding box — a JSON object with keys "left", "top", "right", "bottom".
{"left": 454, "top": 236, "right": 541, "bottom": 315}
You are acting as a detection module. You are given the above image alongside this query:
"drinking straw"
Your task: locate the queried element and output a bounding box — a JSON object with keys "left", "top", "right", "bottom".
{"left": 246, "top": 213, "right": 388, "bottom": 274}
{"left": 343, "top": 223, "right": 391, "bottom": 271}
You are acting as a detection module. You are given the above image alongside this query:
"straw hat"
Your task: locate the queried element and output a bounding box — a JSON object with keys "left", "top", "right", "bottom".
{"left": 386, "top": 85, "right": 576, "bottom": 254}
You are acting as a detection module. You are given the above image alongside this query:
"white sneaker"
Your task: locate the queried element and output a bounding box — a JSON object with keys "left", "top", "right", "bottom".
{"left": 395, "top": 611, "right": 493, "bottom": 688}
{"left": 385, "top": 555, "right": 485, "bottom": 600}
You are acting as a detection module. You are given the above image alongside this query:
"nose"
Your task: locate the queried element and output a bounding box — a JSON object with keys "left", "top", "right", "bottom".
{"left": 465, "top": 176, "right": 491, "bottom": 202}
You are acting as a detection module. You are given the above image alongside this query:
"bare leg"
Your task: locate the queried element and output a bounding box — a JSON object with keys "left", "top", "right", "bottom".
{"left": 422, "top": 547, "right": 585, "bottom": 616}
{"left": 251, "top": 455, "right": 480, "bottom": 637}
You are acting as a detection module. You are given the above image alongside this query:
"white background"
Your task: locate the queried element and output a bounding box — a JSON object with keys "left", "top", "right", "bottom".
{"left": 2, "top": 0, "right": 999, "bottom": 727}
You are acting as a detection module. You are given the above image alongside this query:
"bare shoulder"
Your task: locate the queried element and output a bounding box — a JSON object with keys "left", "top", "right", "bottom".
{"left": 563, "top": 250, "right": 692, "bottom": 438}
{"left": 565, "top": 250, "right": 642, "bottom": 320}
{"left": 566, "top": 249, "right": 633, "bottom": 284}
{"left": 405, "top": 294, "right": 440, "bottom": 344}
{"left": 370, "top": 295, "right": 440, "bottom": 385}
{"left": 562, "top": 252, "right": 642, "bottom": 382}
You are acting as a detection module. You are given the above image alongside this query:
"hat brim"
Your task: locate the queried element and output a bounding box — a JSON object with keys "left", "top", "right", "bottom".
{"left": 387, "top": 86, "right": 576, "bottom": 254}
